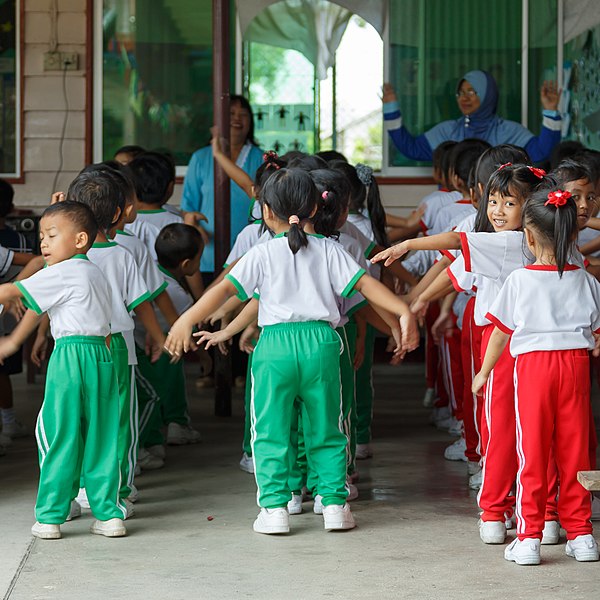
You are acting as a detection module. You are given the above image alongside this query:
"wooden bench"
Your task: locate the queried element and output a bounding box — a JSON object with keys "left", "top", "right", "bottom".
{"left": 577, "top": 471, "right": 600, "bottom": 491}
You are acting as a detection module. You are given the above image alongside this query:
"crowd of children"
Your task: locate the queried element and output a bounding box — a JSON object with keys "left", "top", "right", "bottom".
{"left": 0, "top": 131, "right": 599, "bottom": 566}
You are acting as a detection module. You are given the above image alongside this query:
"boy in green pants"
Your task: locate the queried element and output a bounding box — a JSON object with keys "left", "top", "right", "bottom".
{"left": 0, "top": 201, "right": 127, "bottom": 539}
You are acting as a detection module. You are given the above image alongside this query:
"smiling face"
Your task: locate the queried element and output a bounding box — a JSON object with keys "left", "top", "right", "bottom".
{"left": 562, "top": 178, "right": 597, "bottom": 230}
{"left": 230, "top": 100, "right": 251, "bottom": 146}
{"left": 39, "top": 213, "right": 89, "bottom": 265}
{"left": 486, "top": 190, "right": 523, "bottom": 232}
{"left": 456, "top": 80, "right": 481, "bottom": 116}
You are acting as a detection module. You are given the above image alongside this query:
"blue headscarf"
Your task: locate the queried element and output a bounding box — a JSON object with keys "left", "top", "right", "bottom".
{"left": 424, "top": 70, "right": 533, "bottom": 149}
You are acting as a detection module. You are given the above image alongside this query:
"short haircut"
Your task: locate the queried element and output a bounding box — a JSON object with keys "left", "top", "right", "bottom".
{"left": 128, "top": 152, "right": 173, "bottom": 205}
{"left": 316, "top": 150, "right": 348, "bottom": 163}
{"left": 0, "top": 178, "right": 15, "bottom": 218}
{"left": 114, "top": 145, "right": 145, "bottom": 159}
{"left": 66, "top": 170, "right": 120, "bottom": 232}
{"left": 155, "top": 223, "right": 204, "bottom": 270}
{"left": 41, "top": 201, "right": 98, "bottom": 248}
{"left": 80, "top": 161, "right": 134, "bottom": 213}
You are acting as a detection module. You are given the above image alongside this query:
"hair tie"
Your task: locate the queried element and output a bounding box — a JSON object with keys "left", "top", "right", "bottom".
{"left": 356, "top": 164, "right": 373, "bottom": 186}
{"left": 498, "top": 162, "right": 512, "bottom": 170}
{"left": 545, "top": 190, "right": 572, "bottom": 207}
{"left": 266, "top": 161, "right": 280, "bottom": 170}
{"left": 527, "top": 166, "right": 546, "bottom": 179}
{"left": 263, "top": 150, "right": 279, "bottom": 162}
{"left": 288, "top": 215, "right": 300, "bottom": 225}
{"left": 321, "top": 190, "right": 329, "bottom": 201}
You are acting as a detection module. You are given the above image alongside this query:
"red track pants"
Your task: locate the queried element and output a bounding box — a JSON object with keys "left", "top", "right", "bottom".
{"left": 439, "top": 313, "right": 464, "bottom": 421}
{"left": 514, "top": 350, "right": 592, "bottom": 541}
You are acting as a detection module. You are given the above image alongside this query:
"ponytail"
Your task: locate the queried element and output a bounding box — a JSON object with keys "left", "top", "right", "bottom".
{"left": 287, "top": 215, "right": 309, "bottom": 254}
{"left": 356, "top": 164, "right": 389, "bottom": 246}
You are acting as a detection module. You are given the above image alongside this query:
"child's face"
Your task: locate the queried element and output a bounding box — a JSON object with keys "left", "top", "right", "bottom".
{"left": 39, "top": 214, "right": 88, "bottom": 266}
{"left": 563, "top": 178, "right": 597, "bottom": 230}
{"left": 487, "top": 190, "right": 522, "bottom": 232}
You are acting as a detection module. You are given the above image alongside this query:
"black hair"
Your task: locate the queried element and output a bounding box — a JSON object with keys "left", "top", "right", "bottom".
{"left": 523, "top": 184, "right": 578, "bottom": 276}
{"left": 453, "top": 146, "right": 486, "bottom": 189}
{"left": 287, "top": 154, "right": 328, "bottom": 172}
{"left": 114, "top": 145, "right": 145, "bottom": 161}
{"left": 279, "top": 150, "right": 306, "bottom": 163}
{"left": 259, "top": 168, "right": 318, "bottom": 254}
{"left": 573, "top": 150, "right": 600, "bottom": 187}
{"left": 66, "top": 170, "right": 121, "bottom": 233}
{"left": 310, "top": 169, "right": 350, "bottom": 238}
{"left": 476, "top": 164, "right": 546, "bottom": 233}
{"left": 328, "top": 160, "right": 388, "bottom": 246}
{"left": 231, "top": 95, "right": 258, "bottom": 146}
{"left": 551, "top": 158, "right": 593, "bottom": 188}
{"left": 432, "top": 141, "right": 457, "bottom": 173}
{"left": 41, "top": 200, "right": 98, "bottom": 249}
{"left": 155, "top": 223, "right": 204, "bottom": 270}
{"left": 254, "top": 151, "right": 287, "bottom": 199}
{"left": 0, "top": 178, "right": 15, "bottom": 218}
{"left": 316, "top": 150, "right": 348, "bottom": 163}
{"left": 439, "top": 142, "right": 458, "bottom": 187}
{"left": 550, "top": 140, "right": 585, "bottom": 170}
{"left": 448, "top": 139, "right": 491, "bottom": 182}
{"left": 80, "top": 161, "right": 135, "bottom": 215}
{"left": 128, "top": 152, "right": 173, "bottom": 206}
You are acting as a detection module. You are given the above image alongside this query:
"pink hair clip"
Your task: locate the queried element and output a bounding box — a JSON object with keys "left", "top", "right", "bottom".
{"left": 545, "top": 190, "right": 572, "bottom": 207}
{"left": 527, "top": 166, "right": 546, "bottom": 179}
{"left": 321, "top": 190, "right": 329, "bottom": 200}
{"left": 263, "top": 150, "right": 279, "bottom": 162}
{"left": 498, "top": 162, "right": 512, "bottom": 170}
{"left": 288, "top": 215, "right": 300, "bottom": 225}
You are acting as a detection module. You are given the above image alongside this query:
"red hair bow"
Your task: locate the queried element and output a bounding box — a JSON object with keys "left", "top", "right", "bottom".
{"left": 545, "top": 190, "right": 572, "bottom": 207}
{"left": 263, "top": 150, "right": 279, "bottom": 162}
{"left": 499, "top": 162, "right": 512, "bottom": 170}
{"left": 527, "top": 166, "right": 546, "bottom": 179}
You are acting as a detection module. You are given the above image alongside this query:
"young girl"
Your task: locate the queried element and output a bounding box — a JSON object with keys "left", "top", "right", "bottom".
{"left": 472, "top": 186, "right": 600, "bottom": 565}
{"left": 165, "top": 168, "right": 419, "bottom": 534}
{"left": 373, "top": 165, "right": 559, "bottom": 545}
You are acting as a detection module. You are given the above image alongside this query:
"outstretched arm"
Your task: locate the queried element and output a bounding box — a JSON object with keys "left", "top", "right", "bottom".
{"left": 371, "top": 232, "right": 462, "bottom": 267}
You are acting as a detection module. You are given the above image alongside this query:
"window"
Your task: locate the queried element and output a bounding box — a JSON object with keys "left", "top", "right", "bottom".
{"left": 383, "top": 0, "right": 558, "bottom": 176}
{"left": 0, "top": 0, "right": 20, "bottom": 178}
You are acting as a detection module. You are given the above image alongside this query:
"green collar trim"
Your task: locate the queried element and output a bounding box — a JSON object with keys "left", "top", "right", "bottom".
{"left": 137, "top": 209, "right": 165, "bottom": 214}
{"left": 158, "top": 264, "right": 176, "bottom": 280}
{"left": 92, "top": 242, "right": 117, "bottom": 249}
{"left": 71, "top": 253, "right": 90, "bottom": 260}
{"left": 116, "top": 229, "right": 132, "bottom": 236}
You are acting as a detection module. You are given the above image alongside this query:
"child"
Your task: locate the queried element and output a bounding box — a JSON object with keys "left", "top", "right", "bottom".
{"left": 135, "top": 223, "right": 204, "bottom": 455}
{"left": 0, "top": 201, "right": 126, "bottom": 538}
{"left": 165, "top": 168, "right": 419, "bottom": 534}
{"left": 114, "top": 144, "right": 145, "bottom": 165}
{"left": 473, "top": 186, "right": 600, "bottom": 565}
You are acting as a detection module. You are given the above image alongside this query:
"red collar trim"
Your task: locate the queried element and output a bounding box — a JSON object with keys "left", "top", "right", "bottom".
{"left": 524, "top": 264, "right": 579, "bottom": 272}
{"left": 456, "top": 199, "right": 472, "bottom": 204}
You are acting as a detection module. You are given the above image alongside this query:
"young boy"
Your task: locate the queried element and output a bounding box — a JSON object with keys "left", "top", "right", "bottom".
{"left": 0, "top": 201, "right": 126, "bottom": 539}
{"left": 135, "top": 223, "right": 204, "bottom": 453}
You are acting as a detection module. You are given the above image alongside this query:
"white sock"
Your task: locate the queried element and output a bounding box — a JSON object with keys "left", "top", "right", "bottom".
{"left": 1, "top": 407, "right": 16, "bottom": 426}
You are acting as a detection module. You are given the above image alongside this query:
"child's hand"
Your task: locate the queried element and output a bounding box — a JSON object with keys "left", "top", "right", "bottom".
{"left": 353, "top": 336, "right": 366, "bottom": 370}
{"left": 431, "top": 310, "right": 454, "bottom": 344}
{"left": 239, "top": 324, "right": 259, "bottom": 354}
{"left": 399, "top": 312, "right": 420, "bottom": 355}
{"left": 193, "top": 329, "right": 233, "bottom": 353}
{"left": 6, "top": 298, "right": 26, "bottom": 321}
{"left": 0, "top": 337, "right": 19, "bottom": 365}
{"left": 410, "top": 296, "right": 429, "bottom": 326}
{"left": 387, "top": 326, "right": 406, "bottom": 365}
{"left": 406, "top": 205, "right": 426, "bottom": 228}
{"left": 370, "top": 242, "right": 409, "bottom": 266}
{"left": 164, "top": 317, "right": 195, "bottom": 357}
{"left": 593, "top": 332, "right": 600, "bottom": 357}
{"left": 50, "top": 191, "right": 65, "bottom": 205}
{"left": 472, "top": 371, "right": 489, "bottom": 395}
{"left": 31, "top": 334, "right": 48, "bottom": 368}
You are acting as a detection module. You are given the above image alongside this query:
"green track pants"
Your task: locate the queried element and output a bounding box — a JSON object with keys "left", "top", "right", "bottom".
{"left": 35, "top": 336, "right": 125, "bottom": 523}
{"left": 250, "top": 321, "right": 347, "bottom": 508}
{"left": 356, "top": 324, "right": 375, "bottom": 444}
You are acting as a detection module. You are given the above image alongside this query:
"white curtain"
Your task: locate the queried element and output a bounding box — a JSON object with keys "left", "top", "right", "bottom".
{"left": 564, "top": 0, "right": 600, "bottom": 42}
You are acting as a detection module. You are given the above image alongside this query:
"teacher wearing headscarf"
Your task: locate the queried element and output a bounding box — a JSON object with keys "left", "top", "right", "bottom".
{"left": 383, "top": 70, "right": 561, "bottom": 163}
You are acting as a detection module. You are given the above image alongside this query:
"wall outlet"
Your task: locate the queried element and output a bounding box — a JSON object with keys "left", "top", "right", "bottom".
{"left": 43, "top": 51, "right": 79, "bottom": 71}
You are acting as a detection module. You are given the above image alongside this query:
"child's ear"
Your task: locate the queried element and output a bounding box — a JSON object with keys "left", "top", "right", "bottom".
{"left": 180, "top": 257, "right": 190, "bottom": 271}
{"left": 75, "top": 231, "right": 89, "bottom": 250}
{"left": 524, "top": 227, "right": 535, "bottom": 248}
{"left": 113, "top": 206, "right": 122, "bottom": 225}
{"left": 478, "top": 182, "right": 484, "bottom": 197}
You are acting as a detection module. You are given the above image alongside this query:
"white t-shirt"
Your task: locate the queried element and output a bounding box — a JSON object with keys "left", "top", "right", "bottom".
{"left": 578, "top": 227, "right": 600, "bottom": 257}
{"left": 225, "top": 223, "right": 263, "bottom": 267}
{"left": 87, "top": 242, "right": 151, "bottom": 364}
{"left": 347, "top": 211, "right": 374, "bottom": 241}
{"left": 340, "top": 221, "right": 379, "bottom": 279}
{"left": 227, "top": 234, "right": 365, "bottom": 328}
{"left": 419, "top": 190, "right": 462, "bottom": 233}
{"left": 336, "top": 231, "right": 370, "bottom": 325}
{"left": 487, "top": 265, "right": 600, "bottom": 356}
{"left": 15, "top": 255, "right": 112, "bottom": 339}
{"left": 114, "top": 229, "right": 167, "bottom": 300}
{"left": 428, "top": 200, "right": 476, "bottom": 236}
{"left": 126, "top": 209, "right": 183, "bottom": 260}
{"left": 439, "top": 212, "right": 477, "bottom": 262}
{"left": 0, "top": 245, "right": 14, "bottom": 279}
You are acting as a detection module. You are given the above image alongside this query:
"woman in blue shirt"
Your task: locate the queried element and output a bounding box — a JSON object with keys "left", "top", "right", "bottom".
{"left": 383, "top": 70, "right": 561, "bottom": 163}
{"left": 182, "top": 95, "right": 263, "bottom": 274}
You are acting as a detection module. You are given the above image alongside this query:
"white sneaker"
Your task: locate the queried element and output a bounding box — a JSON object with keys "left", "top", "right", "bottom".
{"left": 253, "top": 508, "right": 289, "bottom": 534}
{"left": 479, "top": 519, "right": 506, "bottom": 544}
{"left": 504, "top": 538, "right": 541, "bottom": 565}
{"left": 0, "top": 432, "right": 13, "bottom": 448}
{"left": 313, "top": 494, "right": 324, "bottom": 515}
{"left": 565, "top": 534, "right": 599, "bottom": 561}
{"left": 423, "top": 387, "right": 436, "bottom": 408}
{"left": 323, "top": 503, "right": 356, "bottom": 531}
{"left": 166, "top": 422, "right": 201, "bottom": 445}
{"left": 347, "top": 483, "right": 358, "bottom": 501}
{"left": 431, "top": 406, "right": 452, "bottom": 430}
{"left": 127, "top": 483, "right": 139, "bottom": 504}
{"left": 469, "top": 469, "right": 483, "bottom": 490}
{"left": 355, "top": 443, "right": 373, "bottom": 460}
{"left": 75, "top": 488, "right": 90, "bottom": 509}
{"left": 65, "top": 501, "right": 81, "bottom": 522}
{"left": 147, "top": 444, "right": 166, "bottom": 459}
{"left": 138, "top": 448, "right": 164, "bottom": 471}
{"left": 239, "top": 452, "right": 254, "bottom": 474}
{"left": 2, "top": 420, "right": 27, "bottom": 438}
{"left": 31, "top": 522, "right": 61, "bottom": 540}
{"left": 90, "top": 518, "right": 127, "bottom": 537}
{"left": 123, "top": 499, "right": 135, "bottom": 519}
{"left": 467, "top": 461, "right": 481, "bottom": 476}
{"left": 591, "top": 496, "right": 600, "bottom": 521}
{"left": 444, "top": 437, "right": 467, "bottom": 461}
{"left": 541, "top": 520, "right": 560, "bottom": 544}
{"left": 287, "top": 493, "right": 303, "bottom": 515}
{"left": 447, "top": 418, "right": 463, "bottom": 437}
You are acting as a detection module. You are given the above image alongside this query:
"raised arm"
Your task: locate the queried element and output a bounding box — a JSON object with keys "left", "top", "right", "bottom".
{"left": 211, "top": 126, "right": 254, "bottom": 198}
{"left": 371, "top": 232, "right": 462, "bottom": 266}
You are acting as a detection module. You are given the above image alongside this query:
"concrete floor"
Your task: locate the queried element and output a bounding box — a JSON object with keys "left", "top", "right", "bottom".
{"left": 1, "top": 361, "right": 599, "bottom": 600}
